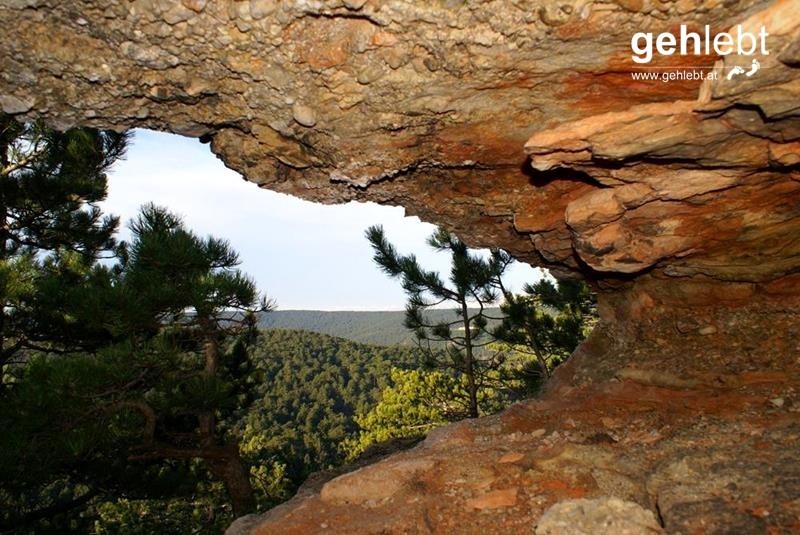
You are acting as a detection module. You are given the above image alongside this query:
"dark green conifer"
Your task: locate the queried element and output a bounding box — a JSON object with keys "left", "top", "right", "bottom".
{"left": 0, "top": 114, "right": 127, "bottom": 386}
{"left": 366, "top": 225, "right": 512, "bottom": 418}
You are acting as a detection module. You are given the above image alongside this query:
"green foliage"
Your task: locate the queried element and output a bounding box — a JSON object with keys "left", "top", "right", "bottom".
{"left": 112, "top": 202, "right": 265, "bottom": 338}
{"left": 236, "top": 329, "right": 419, "bottom": 505}
{"left": 0, "top": 115, "right": 128, "bottom": 383}
{"left": 0, "top": 325, "right": 421, "bottom": 531}
{"left": 89, "top": 467, "right": 232, "bottom": 535}
{"left": 343, "top": 368, "right": 456, "bottom": 459}
{"left": 0, "top": 116, "right": 134, "bottom": 531}
{"left": 361, "top": 226, "right": 598, "bottom": 451}
{"left": 0, "top": 116, "right": 126, "bottom": 259}
{"left": 0, "top": 201, "right": 269, "bottom": 532}
{"left": 494, "top": 278, "right": 597, "bottom": 389}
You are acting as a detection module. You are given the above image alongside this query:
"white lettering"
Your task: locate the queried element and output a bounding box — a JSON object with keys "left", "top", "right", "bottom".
{"left": 630, "top": 25, "right": 770, "bottom": 64}
{"left": 656, "top": 32, "right": 677, "bottom": 55}
{"left": 759, "top": 26, "right": 770, "bottom": 54}
{"left": 680, "top": 25, "right": 702, "bottom": 55}
{"left": 714, "top": 32, "right": 734, "bottom": 55}
{"left": 631, "top": 32, "right": 653, "bottom": 64}
{"left": 736, "top": 25, "right": 757, "bottom": 55}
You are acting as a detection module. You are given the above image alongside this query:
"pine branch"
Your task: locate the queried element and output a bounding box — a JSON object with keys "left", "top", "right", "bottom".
{"left": 1, "top": 139, "right": 46, "bottom": 177}
{"left": 16, "top": 487, "right": 100, "bottom": 528}
{"left": 102, "top": 400, "right": 157, "bottom": 446}
{"left": 127, "top": 443, "right": 237, "bottom": 462}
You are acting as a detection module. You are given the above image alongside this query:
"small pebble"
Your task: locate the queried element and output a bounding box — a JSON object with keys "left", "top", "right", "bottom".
{"left": 181, "top": 0, "right": 207, "bottom": 12}
{"left": 292, "top": 103, "right": 317, "bottom": 127}
{"left": 343, "top": 0, "right": 368, "bottom": 10}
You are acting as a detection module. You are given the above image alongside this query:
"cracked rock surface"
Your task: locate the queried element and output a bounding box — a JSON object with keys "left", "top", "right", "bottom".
{"left": 2, "top": 0, "right": 796, "bottom": 283}
{"left": 229, "top": 351, "right": 800, "bottom": 534}
{"left": 1, "top": 0, "right": 799, "bottom": 533}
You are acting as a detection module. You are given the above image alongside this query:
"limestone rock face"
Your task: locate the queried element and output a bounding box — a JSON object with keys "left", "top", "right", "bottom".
{"left": 1, "top": 0, "right": 799, "bottom": 533}
{"left": 2, "top": 0, "right": 797, "bottom": 284}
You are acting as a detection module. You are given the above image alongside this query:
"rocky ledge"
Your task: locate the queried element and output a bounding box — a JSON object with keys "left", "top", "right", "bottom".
{"left": 229, "top": 288, "right": 800, "bottom": 533}
{"left": 230, "top": 374, "right": 800, "bottom": 534}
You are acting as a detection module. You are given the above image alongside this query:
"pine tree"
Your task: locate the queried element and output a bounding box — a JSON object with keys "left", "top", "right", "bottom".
{"left": 0, "top": 114, "right": 127, "bottom": 387}
{"left": 494, "top": 278, "right": 596, "bottom": 384}
{"left": 0, "top": 204, "right": 271, "bottom": 529}
{"left": 366, "top": 225, "right": 512, "bottom": 418}
{"left": 107, "top": 204, "right": 272, "bottom": 516}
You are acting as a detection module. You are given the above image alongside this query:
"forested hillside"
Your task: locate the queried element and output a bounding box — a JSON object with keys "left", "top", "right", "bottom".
{"left": 1, "top": 328, "right": 421, "bottom": 533}
{"left": 233, "top": 329, "right": 420, "bottom": 505}
{"left": 258, "top": 309, "right": 503, "bottom": 346}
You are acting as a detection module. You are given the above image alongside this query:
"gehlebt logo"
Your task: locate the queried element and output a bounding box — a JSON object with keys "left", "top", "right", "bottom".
{"left": 630, "top": 25, "right": 769, "bottom": 82}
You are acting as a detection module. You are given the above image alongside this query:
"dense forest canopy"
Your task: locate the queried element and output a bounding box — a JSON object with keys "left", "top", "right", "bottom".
{"left": 257, "top": 308, "right": 505, "bottom": 347}
{"left": 235, "top": 329, "right": 420, "bottom": 501}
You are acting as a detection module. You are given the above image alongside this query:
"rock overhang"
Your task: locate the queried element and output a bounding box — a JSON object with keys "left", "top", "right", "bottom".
{"left": 3, "top": 0, "right": 796, "bottom": 287}
{"left": 1, "top": 0, "right": 798, "bottom": 341}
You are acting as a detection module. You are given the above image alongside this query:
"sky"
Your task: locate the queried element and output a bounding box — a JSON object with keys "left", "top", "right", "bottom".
{"left": 102, "top": 130, "right": 546, "bottom": 310}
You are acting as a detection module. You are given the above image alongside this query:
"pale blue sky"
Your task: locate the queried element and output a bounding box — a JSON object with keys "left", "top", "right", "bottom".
{"left": 103, "top": 130, "right": 545, "bottom": 310}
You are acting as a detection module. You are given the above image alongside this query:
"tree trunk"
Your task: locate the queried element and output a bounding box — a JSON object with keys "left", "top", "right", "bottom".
{"left": 197, "top": 327, "right": 255, "bottom": 515}
{"left": 461, "top": 299, "right": 479, "bottom": 418}
{"left": 203, "top": 331, "right": 219, "bottom": 375}
{"left": 198, "top": 331, "right": 219, "bottom": 445}
{"left": 534, "top": 349, "right": 551, "bottom": 379}
{"left": 130, "top": 443, "right": 257, "bottom": 518}
{"left": 526, "top": 326, "right": 551, "bottom": 379}
{"left": 0, "top": 119, "right": 9, "bottom": 392}
{"left": 206, "top": 446, "right": 256, "bottom": 517}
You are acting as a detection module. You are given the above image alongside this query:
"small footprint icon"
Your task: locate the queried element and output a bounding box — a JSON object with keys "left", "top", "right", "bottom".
{"left": 745, "top": 58, "right": 760, "bottom": 77}
{"left": 727, "top": 65, "right": 745, "bottom": 80}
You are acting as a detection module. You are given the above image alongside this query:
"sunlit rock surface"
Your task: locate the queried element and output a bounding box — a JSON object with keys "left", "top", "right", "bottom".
{"left": 4, "top": 0, "right": 797, "bottom": 277}
{"left": 1, "top": 0, "right": 799, "bottom": 532}
{"left": 227, "top": 363, "right": 799, "bottom": 533}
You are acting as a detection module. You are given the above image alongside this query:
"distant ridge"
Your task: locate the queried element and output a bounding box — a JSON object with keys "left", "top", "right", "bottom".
{"left": 257, "top": 308, "right": 502, "bottom": 347}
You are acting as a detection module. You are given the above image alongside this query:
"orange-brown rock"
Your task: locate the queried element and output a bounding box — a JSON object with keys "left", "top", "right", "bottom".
{"left": 465, "top": 488, "right": 519, "bottom": 510}
{"left": 3, "top": 0, "right": 796, "bottom": 284}
{"left": 1, "top": 0, "right": 799, "bottom": 533}
{"left": 227, "top": 354, "right": 800, "bottom": 534}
